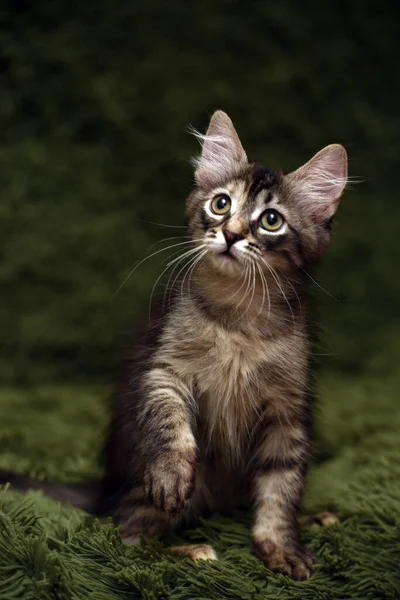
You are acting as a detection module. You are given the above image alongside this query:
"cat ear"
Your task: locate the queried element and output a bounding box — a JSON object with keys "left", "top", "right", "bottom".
{"left": 287, "top": 144, "right": 348, "bottom": 223}
{"left": 192, "top": 111, "right": 248, "bottom": 188}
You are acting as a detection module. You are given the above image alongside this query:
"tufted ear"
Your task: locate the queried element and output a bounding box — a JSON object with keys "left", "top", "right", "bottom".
{"left": 192, "top": 111, "right": 248, "bottom": 188}
{"left": 287, "top": 144, "right": 348, "bottom": 223}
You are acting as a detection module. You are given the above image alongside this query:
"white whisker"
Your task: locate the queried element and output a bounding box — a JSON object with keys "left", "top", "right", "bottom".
{"left": 229, "top": 264, "right": 252, "bottom": 304}
{"left": 179, "top": 247, "right": 208, "bottom": 301}
{"left": 241, "top": 258, "right": 256, "bottom": 322}
{"left": 166, "top": 245, "right": 208, "bottom": 309}
{"left": 300, "top": 266, "right": 338, "bottom": 301}
{"left": 255, "top": 259, "right": 269, "bottom": 320}
{"left": 159, "top": 238, "right": 206, "bottom": 265}
{"left": 148, "top": 244, "right": 206, "bottom": 320}
{"left": 163, "top": 245, "right": 207, "bottom": 309}
{"left": 113, "top": 239, "right": 204, "bottom": 298}
{"left": 229, "top": 258, "right": 255, "bottom": 326}
{"left": 137, "top": 219, "right": 187, "bottom": 229}
{"left": 258, "top": 255, "right": 296, "bottom": 330}
{"left": 234, "top": 262, "right": 252, "bottom": 314}
{"left": 185, "top": 249, "right": 208, "bottom": 299}
{"left": 275, "top": 268, "right": 303, "bottom": 316}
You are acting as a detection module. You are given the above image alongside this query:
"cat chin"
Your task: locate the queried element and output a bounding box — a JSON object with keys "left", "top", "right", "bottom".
{"left": 208, "top": 250, "right": 294, "bottom": 282}
{"left": 208, "top": 251, "right": 245, "bottom": 275}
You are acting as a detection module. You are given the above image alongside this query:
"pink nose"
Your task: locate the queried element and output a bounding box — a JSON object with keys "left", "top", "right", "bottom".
{"left": 223, "top": 229, "right": 243, "bottom": 248}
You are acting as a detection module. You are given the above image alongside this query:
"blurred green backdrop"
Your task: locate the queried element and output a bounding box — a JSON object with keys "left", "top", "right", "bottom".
{"left": 1, "top": 0, "right": 399, "bottom": 387}
{"left": 1, "top": 3, "right": 400, "bottom": 599}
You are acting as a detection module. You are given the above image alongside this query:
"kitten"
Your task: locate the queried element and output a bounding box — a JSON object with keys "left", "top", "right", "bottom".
{"left": 99, "top": 111, "right": 347, "bottom": 579}
{"left": 0, "top": 111, "right": 347, "bottom": 581}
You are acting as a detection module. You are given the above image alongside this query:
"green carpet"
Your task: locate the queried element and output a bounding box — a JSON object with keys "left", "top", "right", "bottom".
{"left": 1, "top": 375, "right": 399, "bottom": 599}
{"left": 1, "top": 1, "right": 400, "bottom": 598}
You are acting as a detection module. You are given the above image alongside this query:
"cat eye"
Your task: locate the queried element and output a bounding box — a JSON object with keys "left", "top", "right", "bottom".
{"left": 259, "top": 209, "right": 284, "bottom": 232}
{"left": 210, "top": 194, "right": 231, "bottom": 215}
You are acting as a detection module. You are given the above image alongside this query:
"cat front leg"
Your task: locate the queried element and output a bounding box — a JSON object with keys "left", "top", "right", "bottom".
{"left": 116, "top": 365, "right": 218, "bottom": 561}
{"left": 252, "top": 421, "right": 315, "bottom": 580}
{"left": 139, "top": 366, "right": 198, "bottom": 514}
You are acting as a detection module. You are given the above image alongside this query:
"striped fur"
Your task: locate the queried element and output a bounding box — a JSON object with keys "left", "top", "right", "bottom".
{"left": 101, "top": 111, "right": 348, "bottom": 580}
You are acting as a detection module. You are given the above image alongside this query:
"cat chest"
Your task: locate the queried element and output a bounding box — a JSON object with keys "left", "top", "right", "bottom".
{"left": 158, "top": 317, "right": 292, "bottom": 461}
{"left": 183, "top": 329, "right": 271, "bottom": 460}
{"left": 195, "top": 340, "right": 258, "bottom": 399}
{"left": 202, "top": 336, "right": 259, "bottom": 387}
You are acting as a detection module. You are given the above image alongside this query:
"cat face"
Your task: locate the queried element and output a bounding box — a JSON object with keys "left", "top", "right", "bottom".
{"left": 185, "top": 111, "right": 347, "bottom": 276}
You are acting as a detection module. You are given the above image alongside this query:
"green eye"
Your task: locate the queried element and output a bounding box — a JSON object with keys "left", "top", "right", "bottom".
{"left": 260, "top": 209, "right": 284, "bottom": 232}
{"left": 210, "top": 194, "right": 231, "bottom": 215}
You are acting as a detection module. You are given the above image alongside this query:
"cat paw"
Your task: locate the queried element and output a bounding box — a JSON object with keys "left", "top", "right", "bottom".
{"left": 254, "top": 538, "right": 316, "bottom": 580}
{"left": 144, "top": 448, "right": 197, "bottom": 513}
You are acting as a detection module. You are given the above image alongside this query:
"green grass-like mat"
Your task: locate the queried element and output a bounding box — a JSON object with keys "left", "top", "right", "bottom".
{"left": 1, "top": 1, "right": 400, "bottom": 597}
{"left": 0, "top": 374, "right": 399, "bottom": 599}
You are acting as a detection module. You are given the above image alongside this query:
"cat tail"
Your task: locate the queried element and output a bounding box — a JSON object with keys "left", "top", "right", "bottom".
{"left": 0, "top": 470, "right": 101, "bottom": 513}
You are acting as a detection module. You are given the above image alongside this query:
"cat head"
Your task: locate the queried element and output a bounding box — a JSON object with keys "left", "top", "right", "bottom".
{"left": 185, "top": 111, "right": 347, "bottom": 276}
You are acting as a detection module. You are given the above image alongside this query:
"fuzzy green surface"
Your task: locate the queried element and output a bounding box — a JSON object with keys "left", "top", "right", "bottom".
{"left": 1, "top": 375, "right": 399, "bottom": 599}
{"left": 1, "top": 1, "right": 400, "bottom": 598}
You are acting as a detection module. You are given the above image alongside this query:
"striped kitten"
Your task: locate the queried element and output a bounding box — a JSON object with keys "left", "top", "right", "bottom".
{"left": 102, "top": 111, "right": 348, "bottom": 579}
{"left": 0, "top": 111, "right": 346, "bottom": 579}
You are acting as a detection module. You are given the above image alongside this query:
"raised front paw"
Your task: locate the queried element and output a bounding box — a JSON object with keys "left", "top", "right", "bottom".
{"left": 254, "top": 538, "right": 316, "bottom": 580}
{"left": 144, "top": 448, "right": 197, "bottom": 513}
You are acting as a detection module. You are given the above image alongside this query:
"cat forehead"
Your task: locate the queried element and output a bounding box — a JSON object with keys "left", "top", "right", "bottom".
{"left": 217, "top": 165, "right": 281, "bottom": 212}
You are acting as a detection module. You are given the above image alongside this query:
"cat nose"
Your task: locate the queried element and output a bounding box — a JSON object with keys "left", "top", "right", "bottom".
{"left": 223, "top": 229, "right": 243, "bottom": 248}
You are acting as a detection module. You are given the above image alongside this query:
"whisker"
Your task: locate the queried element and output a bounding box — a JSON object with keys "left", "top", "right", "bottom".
{"left": 269, "top": 264, "right": 296, "bottom": 330}
{"left": 166, "top": 245, "right": 208, "bottom": 309}
{"left": 241, "top": 258, "right": 257, "bottom": 322}
{"left": 184, "top": 249, "right": 208, "bottom": 299}
{"left": 164, "top": 254, "right": 191, "bottom": 309}
{"left": 275, "top": 268, "right": 303, "bottom": 316}
{"left": 143, "top": 235, "right": 192, "bottom": 257}
{"left": 226, "top": 263, "right": 252, "bottom": 305}
{"left": 164, "top": 245, "right": 207, "bottom": 307}
{"left": 258, "top": 256, "right": 296, "bottom": 330}
{"left": 255, "top": 259, "right": 269, "bottom": 320}
{"left": 234, "top": 262, "right": 252, "bottom": 313}
{"left": 262, "top": 264, "right": 271, "bottom": 321}
{"left": 173, "top": 247, "right": 205, "bottom": 304}
{"left": 137, "top": 219, "right": 187, "bottom": 229}
{"left": 113, "top": 239, "right": 204, "bottom": 298}
{"left": 245, "top": 248, "right": 270, "bottom": 319}
{"left": 148, "top": 244, "right": 206, "bottom": 320}
{"left": 300, "top": 267, "right": 339, "bottom": 301}
{"left": 159, "top": 238, "right": 206, "bottom": 265}
{"left": 153, "top": 235, "right": 191, "bottom": 244}
{"left": 229, "top": 260, "right": 253, "bottom": 326}
{"left": 177, "top": 246, "right": 208, "bottom": 301}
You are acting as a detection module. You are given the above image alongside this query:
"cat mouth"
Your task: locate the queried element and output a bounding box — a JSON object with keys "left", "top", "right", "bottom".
{"left": 220, "top": 249, "right": 237, "bottom": 260}
{"left": 208, "top": 246, "right": 241, "bottom": 270}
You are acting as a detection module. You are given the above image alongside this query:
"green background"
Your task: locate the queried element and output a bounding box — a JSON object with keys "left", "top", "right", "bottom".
{"left": 0, "top": 1, "right": 399, "bottom": 598}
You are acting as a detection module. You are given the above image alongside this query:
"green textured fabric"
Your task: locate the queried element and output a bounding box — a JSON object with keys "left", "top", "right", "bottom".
{"left": 1, "top": 376, "right": 399, "bottom": 599}
{"left": 0, "top": 1, "right": 399, "bottom": 598}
